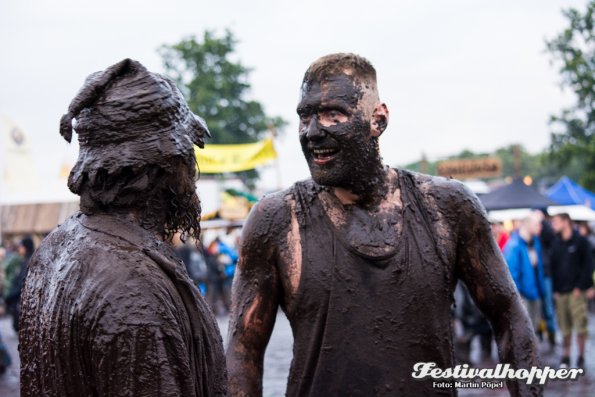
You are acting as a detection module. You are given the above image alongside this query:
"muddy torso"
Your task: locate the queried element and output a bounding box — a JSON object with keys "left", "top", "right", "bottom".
{"left": 19, "top": 213, "right": 227, "bottom": 397}
{"left": 278, "top": 169, "right": 459, "bottom": 397}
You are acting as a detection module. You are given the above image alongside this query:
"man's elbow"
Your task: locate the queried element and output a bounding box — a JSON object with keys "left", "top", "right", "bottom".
{"left": 226, "top": 334, "right": 266, "bottom": 371}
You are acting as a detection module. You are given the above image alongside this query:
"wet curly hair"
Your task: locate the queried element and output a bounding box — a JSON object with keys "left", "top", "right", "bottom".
{"left": 78, "top": 156, "right": 202, "bottom": 244}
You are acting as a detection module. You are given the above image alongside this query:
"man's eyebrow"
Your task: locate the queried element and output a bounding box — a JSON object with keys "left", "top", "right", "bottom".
{"left": 296, "top": 104, "right": 314, "bottom": 113}
{"left": 319, "top": 100, "right": 351, "bottom": 110}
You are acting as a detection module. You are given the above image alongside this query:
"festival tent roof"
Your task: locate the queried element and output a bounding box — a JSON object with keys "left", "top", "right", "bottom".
{"left": 479, "top": 178, "right": 557, "bottom": 211}
{"left": 546, "top": 176, "right": 595, "bottom": 210}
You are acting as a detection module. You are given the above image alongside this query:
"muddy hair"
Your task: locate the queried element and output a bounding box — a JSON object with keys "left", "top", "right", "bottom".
{"left": 77, "top": 156, "right": 202, "bottom": 245}
{"left": 303, "top": 53, "right": 377, "bottom": 86}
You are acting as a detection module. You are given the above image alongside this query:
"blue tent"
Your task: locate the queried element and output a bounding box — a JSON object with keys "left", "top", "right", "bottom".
{"left": 546, "top": 176, "right": 595, "bottom": 210}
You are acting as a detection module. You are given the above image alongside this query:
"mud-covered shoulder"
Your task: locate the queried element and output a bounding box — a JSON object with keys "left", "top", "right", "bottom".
{"left": 240, "top": 184, "right": 301, "bottom": 258}
{"left": 397, "top": 169, "right": 490, "bottom": 269}
{"left": 402, "top": 169, "right": 488, "bottom": 232}
{"left": 28, "top": 214, "right": 187, "bottom": 330}
{"left": 28, "top": 212, "right": 82, "bottom": 263}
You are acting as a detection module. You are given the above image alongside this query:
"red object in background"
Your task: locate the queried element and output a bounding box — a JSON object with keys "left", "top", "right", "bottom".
{"left": 207, "top": 240, "right": 220, "bottom": 255}
{"left": 497, "top": 232, "right": 509, "bottom": 251}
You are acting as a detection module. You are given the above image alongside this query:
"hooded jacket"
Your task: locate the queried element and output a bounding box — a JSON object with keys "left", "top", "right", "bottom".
{"left": 504, "top": 231, "right": 546, "bottom": 301}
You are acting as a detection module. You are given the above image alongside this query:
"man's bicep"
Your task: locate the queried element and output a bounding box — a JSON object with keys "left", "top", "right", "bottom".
{"left": 230, "top": 254, "right": 280, "bottom": 343}
{"left": 455, "top": 194, "right": 518, "bottom": 320}
{"left": 226, "top": 199, "right": 286, "bottom": 397}
{"left": 228, "top": 198, "right": 284, "bottom": 353}
{"left": 460, "top": 242, "right": 518, "bottom": 317}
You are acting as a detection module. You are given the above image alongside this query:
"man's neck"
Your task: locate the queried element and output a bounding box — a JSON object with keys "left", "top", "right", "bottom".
{"left": 331, "top": 165, "right": 390, "bottom": 207}
{"left": 333, "top": 187, "right": 360, "bottom": 205}
{"left": 94, "top": 210, "right": 166, "bottom": 242}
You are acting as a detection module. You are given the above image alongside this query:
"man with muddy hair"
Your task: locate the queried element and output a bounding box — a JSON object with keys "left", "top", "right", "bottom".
{"left": 19, "top": 59, "right": 227, "bottom": 397}
{"left": 227, "top": 53, "right": 542, "bottom": 396}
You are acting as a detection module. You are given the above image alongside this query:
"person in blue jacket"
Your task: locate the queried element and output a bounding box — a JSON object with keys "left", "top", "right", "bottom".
{"left": 504, "top": 211, "right": 547, "bottom": 334}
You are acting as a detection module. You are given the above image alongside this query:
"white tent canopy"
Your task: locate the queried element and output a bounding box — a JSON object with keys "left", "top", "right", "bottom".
{"left": 487, "top": 208, "right": 532, "bottom": 223}
{"left": 547, "top": 205, "right": 595, "bottom": 222}
{"left": 488, "top": 204, "right": 595, "bottom": 223}
{"left": 463, "top": 179, "right": 490, "bottom": 195}
{"left": 0, "top": 116, "right": 77, "bottom": 205}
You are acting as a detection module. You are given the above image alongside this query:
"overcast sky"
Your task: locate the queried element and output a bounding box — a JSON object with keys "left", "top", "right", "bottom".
{"left": 0, "top": 0, "right": 583, "bottom": 192}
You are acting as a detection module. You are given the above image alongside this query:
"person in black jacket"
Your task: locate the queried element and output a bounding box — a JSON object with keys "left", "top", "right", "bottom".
{"left": 551, "top": 213, "right": 595, "bottom": 368}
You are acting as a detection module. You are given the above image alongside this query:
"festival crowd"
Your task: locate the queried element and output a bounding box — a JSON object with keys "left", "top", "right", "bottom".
{"left": 454, "top": 211, "right": 595, "bottom": 370}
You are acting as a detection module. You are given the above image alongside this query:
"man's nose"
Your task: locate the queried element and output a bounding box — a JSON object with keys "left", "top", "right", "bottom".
{"left": 305, "top": 117, "right": 326, "bottom": 141}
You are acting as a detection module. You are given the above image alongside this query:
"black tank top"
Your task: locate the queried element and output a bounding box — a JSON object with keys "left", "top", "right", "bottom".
{"left": 285, "top": 169, "right": 457, "bottom": 397}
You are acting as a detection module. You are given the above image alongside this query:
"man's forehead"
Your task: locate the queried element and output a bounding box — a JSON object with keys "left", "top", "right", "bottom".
{"left": 304, "top": 73, "right": 358, "bottom": 91}
{"left": 300, "top": 73, "right": 363, "bottom": 106}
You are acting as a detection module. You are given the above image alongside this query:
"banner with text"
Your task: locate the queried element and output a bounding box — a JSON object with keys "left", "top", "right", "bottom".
{"left": 437, "top": 157, "right": 502, "bottom": 180}
{"left": 195, "top": 138, "right": 277, "bottom": 173}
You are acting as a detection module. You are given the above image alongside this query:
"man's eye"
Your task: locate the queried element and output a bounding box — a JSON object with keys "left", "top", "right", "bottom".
{"left": 319, "top": 110, "right": 346, "bottom": 124}
{"left": 299, "top": 113, "right": 312, "bottom": 123}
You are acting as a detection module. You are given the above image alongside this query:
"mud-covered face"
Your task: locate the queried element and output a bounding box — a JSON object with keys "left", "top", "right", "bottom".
{"left": 297, "top": 74, "right": 380, "bottom": 190}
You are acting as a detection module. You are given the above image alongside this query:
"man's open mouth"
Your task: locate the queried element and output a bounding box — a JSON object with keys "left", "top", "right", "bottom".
{"left": 312, "top": 148, "right": 339, "bottom": 165}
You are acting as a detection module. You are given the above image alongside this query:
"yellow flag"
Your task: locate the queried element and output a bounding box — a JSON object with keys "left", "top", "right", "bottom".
{"left": 195, "top": 138, "right": 277, "bottom": 173}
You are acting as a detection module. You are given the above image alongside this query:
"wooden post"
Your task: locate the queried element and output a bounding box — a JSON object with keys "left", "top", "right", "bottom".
{"left": 513, "top": 145, "right": 521, "bottom": 179}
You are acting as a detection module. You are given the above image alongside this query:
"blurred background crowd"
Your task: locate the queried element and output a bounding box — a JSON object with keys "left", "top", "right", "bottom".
{"left": 454, "top": 211, "right": 595, "bottom": 370}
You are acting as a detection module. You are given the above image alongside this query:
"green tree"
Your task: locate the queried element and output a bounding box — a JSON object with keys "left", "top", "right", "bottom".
{"left": 159, "top": 30, "right": 286, "bottom": 187}
{"left": 545, "top": 1, "right": 595, "bottom": 190}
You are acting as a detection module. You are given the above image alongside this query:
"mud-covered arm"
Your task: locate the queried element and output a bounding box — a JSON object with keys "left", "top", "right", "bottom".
{"left": 227, "top": 195, "right": 287, "bottom": 397}
{"left": 453, "top": 186, "right": 542, "bottom": 397}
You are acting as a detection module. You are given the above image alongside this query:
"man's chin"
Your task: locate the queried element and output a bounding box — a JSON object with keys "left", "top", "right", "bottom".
{"left": 308, "top": 166, "right": 346, "bottom": 188}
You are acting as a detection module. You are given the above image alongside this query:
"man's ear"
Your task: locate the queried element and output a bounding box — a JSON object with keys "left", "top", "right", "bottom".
{"left": 370, "top": 103, "right": 389, "bottom": 138}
